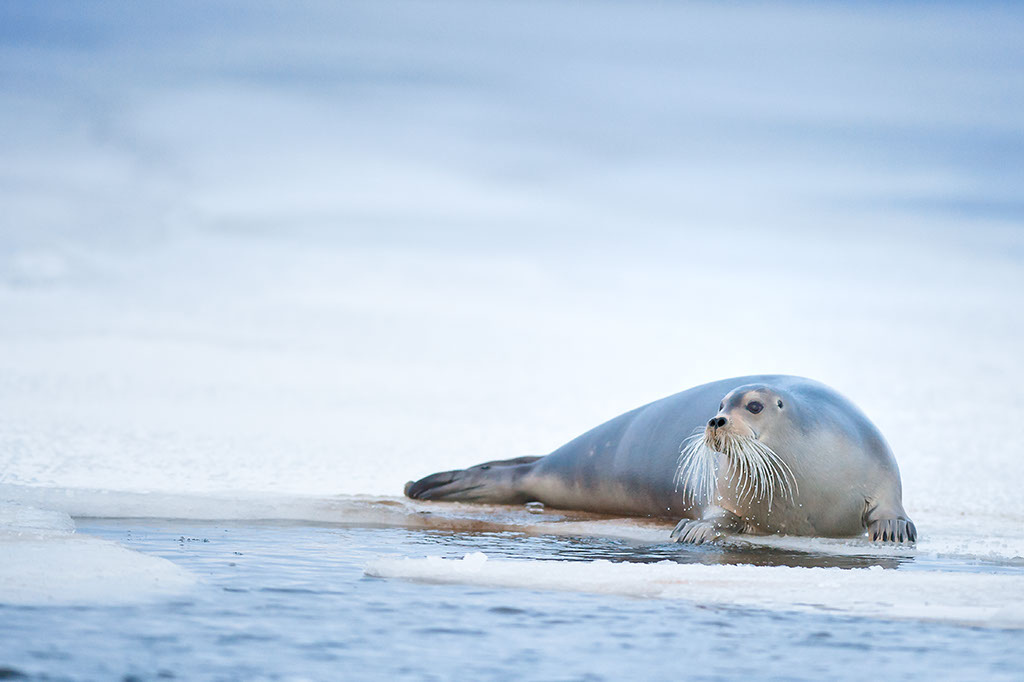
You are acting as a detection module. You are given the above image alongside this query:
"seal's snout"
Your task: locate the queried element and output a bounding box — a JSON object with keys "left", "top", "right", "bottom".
{"left": 708, "top": 416, "right": 727, "bottom": 429}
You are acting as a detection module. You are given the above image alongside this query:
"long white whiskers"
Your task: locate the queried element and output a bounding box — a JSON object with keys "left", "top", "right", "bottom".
{"left": 676, "top": 427, "right": 798, "bottom": 511}
{"left": 675, "top": 430, "right": 799, "bottom": 512}
{"left": 722, "top": 434, "right": 798, "bottom": 509}
{"left": 674, "top": 429, "right": 718, "bottom": 508}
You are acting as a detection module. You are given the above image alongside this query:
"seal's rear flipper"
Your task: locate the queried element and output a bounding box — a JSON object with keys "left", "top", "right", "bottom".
{"left": 404, "top": 456, "right": 542, "bottom": 504}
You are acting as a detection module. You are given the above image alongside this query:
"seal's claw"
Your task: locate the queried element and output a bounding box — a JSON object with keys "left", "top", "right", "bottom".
{"left": 905, "top": 519, "right": 918, "bottom": 542}
{"left": 669, "top": 518, "right": 688, "bottom": 541}
{"left": 671, "top": 520, "right": 721, "bottom": 545}
{"left": 868, "top": 517, "right": 917, "bottom": 543}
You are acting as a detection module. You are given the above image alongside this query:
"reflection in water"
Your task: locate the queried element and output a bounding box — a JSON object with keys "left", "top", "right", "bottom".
{"left": 417, "top": 529, "right": 908, "bottom": 570}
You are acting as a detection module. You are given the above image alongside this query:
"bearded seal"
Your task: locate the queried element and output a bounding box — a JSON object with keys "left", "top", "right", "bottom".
{"left": 404, "top": 375, "right": 916, "bottom": 544}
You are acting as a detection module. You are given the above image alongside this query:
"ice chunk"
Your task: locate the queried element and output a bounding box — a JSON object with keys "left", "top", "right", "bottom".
{"left": 366, "top": 554, "right": 1024, "bottom": 628}
{"left": 0, "top": 502, "right": 195, "bottom": 605}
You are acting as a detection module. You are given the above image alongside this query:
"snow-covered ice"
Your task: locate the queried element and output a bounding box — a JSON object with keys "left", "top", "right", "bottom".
{"left": 0, "top": 0, "right": 1022, "bottom": 626}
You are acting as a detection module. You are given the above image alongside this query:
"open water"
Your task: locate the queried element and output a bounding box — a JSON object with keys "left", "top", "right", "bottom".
{"left": 1, "top": 519, "right": 1022, "bottom": 682}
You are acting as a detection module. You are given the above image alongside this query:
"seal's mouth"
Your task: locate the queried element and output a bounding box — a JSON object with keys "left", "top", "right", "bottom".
{"left": 704, "top": 427, "right": 727, "bottom": 452}
{"left": 675, "top": 427, "right": 798, "bottom": 509}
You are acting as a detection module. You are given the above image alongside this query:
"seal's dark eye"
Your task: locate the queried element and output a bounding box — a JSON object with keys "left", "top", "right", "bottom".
{"left": 719, "top": 402, "right": 724, "bottom": 411}
{"left": 777, "top": 400, "right": 783, "bottom": 409}
{"left": 746, "top": 401, "right": 764, "bottom": 414}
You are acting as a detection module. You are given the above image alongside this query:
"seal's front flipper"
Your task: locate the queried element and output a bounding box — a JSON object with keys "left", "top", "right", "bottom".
{"left": 670, "top": 508, "right": 742, "bottom": 545}
{"left": 670, "top": 520, "right": 722, "bottom": 545}
{"left": 867, "top": 517, "right": 917, "bottom": 543}
{"left": 404, "top": 456, "right": 542, "bottom": 504}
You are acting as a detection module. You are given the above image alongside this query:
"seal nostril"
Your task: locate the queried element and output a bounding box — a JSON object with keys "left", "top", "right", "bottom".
{"left": 707, "top": 418, "right": 716, "bottom": 428}
{"left": 718, "top": 417, "right": 727, "bottom": 428}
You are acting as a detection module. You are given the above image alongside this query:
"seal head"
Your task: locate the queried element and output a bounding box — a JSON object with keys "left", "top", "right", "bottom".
{"left": 671, "top": 382, "right": 916, "bottom": 544}
{"left": 679, "top": 384, "right": 800, "bottom": 514}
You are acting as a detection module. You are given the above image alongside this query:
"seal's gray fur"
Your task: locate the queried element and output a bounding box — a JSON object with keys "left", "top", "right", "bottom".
{"left": 405, "top": 375, "right": 915, "bottom": 543}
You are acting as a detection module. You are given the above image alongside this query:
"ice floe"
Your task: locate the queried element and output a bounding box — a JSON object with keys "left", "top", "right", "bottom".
{"left": 366, "top": 552, "right": 1024, "bottom": 628}
{"left": 0, "top": 502, "right": 195, "bottom": 605}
